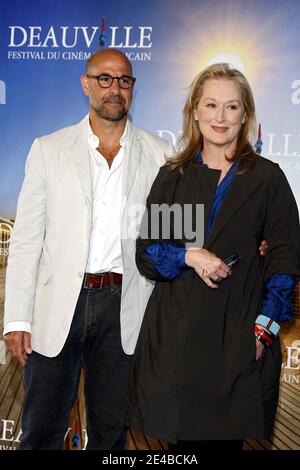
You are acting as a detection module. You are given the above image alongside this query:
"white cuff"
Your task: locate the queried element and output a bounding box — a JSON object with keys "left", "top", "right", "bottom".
{"left": 3, "top": 321, "right": 32, "bottom": 336}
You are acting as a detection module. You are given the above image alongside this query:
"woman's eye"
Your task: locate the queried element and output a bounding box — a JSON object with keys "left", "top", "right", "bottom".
{"left": 207, "top": 103, "right": 216, "bottom": 108}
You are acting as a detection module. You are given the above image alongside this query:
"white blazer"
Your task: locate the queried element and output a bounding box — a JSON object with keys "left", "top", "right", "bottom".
{"left": 4, "top": 116, "right": 173, "bottom": 356}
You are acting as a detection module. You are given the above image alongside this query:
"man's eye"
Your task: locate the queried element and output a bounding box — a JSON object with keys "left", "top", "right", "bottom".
{"left": 99, "top": 76, "right": 111, "bottom": 83}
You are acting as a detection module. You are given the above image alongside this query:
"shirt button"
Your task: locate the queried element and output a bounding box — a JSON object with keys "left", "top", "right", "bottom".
{"left": 78, "top": 272, "right": 84, "bottom": 278}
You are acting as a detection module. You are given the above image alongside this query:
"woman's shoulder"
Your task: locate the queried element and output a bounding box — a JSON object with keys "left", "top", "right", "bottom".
{"left": 254, "top": 155, "right": 294, "bottom": 200}
{"left": 155, "top": 162, "right": 183, "bottom": 183}
{"left": 254, "top": 154, "right": 279, "bottom": 170}
{"left": 253, "top": 155, "right": 285, "bottom": 181}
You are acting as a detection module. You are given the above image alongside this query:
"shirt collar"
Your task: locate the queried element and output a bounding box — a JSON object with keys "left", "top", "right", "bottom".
{"left": 86, "top": 115, "right": 128, "bottom": 150}
{"left": 195, "top": 150, "right": 239, "bottom": 174}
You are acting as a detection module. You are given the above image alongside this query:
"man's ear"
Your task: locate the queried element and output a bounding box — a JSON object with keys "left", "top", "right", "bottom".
{"left": 81, "top": 75, "right": 90, "bottom": 97}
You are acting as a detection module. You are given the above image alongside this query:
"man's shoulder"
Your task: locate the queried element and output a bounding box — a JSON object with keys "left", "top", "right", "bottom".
{"left": 37, "top": 116, "right": 86, "bottom": 147}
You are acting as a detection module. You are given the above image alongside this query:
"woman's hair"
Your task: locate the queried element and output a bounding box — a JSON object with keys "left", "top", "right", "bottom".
{"left": 167, "top": 63, "right": 257, "bottom": 173}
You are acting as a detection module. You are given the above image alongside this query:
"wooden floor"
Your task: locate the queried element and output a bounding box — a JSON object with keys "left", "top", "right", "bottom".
{"left": 0, "top": 266, "right": 299, "bottom": 450}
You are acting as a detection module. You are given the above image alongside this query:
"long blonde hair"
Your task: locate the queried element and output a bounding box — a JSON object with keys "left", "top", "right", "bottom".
{"left": 167, "top": 63, "right": 257, "bottom": 173}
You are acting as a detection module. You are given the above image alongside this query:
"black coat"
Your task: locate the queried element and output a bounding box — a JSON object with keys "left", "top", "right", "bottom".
{"left": 127, "top": 156, "right": 300, "bottom": 443}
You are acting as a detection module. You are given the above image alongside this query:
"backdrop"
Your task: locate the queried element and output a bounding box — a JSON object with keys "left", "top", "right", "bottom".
{"left": 0, "top": 0, "right": 299, "bottom": 451}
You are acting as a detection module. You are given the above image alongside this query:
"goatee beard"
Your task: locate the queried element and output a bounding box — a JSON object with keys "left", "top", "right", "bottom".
{"left": 95, "top": 108, "right": 128, "bottom": 122}
{"left": 93, "top": 104, "right": 128, "bottom": 122}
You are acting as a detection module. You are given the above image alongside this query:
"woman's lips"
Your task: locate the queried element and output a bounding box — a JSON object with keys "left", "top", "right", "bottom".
{"left": 211, "top": 126, "right": 228, "bottom": 133}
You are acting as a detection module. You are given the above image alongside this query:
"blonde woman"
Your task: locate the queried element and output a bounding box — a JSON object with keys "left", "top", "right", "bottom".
{"left": 127, "top": 63, "right": 300, "bottom": 450}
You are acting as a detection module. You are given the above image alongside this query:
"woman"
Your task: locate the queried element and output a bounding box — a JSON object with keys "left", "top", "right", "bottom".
{"left": 127, "top": 63, "right": 300, "bottom": 450}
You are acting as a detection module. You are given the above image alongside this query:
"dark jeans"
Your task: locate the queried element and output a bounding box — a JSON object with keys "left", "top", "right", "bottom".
{"left": 20, "top": 282, "right": 132, "bottom": 450}
{"left": 168, "top": 440, "right": 244, "bottom": 451}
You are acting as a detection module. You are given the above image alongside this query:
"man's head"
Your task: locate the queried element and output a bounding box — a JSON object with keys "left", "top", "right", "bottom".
{"left": 81, "top": 49, "right": 135, "bottom": 122}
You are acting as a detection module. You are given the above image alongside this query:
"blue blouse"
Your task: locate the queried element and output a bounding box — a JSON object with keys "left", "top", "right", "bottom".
{"left": 144, "top": 154, "right": 296, "bottom": 325}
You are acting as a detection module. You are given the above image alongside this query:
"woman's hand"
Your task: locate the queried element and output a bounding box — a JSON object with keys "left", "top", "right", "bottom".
{"left": 259, "top": 239, "right": 268, "bottom": 256}
{"left": 185, "top": 248, "right": 231, "bottom": 288}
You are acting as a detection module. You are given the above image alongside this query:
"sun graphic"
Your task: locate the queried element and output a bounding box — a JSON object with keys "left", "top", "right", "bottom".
{"left": 196, "top": 43, "right": 255, "bottom": 82}
{"left": 207, "top": 52, "right": 245, "bottom": 72}
{"left": 173, "top": 3, "right": 290, "bottom": 99}
{"left": 176, "top": 6, "right": 281, "bottom": 90}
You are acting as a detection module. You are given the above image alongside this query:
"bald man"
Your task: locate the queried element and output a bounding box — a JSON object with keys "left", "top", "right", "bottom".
{"left": 4, "top": 49, "right": 173, "bottom": 450}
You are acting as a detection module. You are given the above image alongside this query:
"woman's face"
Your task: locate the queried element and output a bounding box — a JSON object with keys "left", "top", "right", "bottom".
{"left": 193, "top": 78, "right": 246, "bottom": 151}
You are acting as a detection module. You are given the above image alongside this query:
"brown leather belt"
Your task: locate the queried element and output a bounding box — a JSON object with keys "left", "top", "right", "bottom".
{"left": 83, "top": 272, "right": 122, "bottom": 289}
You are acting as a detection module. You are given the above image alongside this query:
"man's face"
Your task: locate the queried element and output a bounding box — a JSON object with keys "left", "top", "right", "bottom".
{"left": 81, "top": 53, "right": 134, "bottom": 122}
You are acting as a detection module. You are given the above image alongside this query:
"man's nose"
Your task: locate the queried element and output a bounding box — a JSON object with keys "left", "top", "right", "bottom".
{"left": 109, "top": 78, "right": 121, "bottom": 94}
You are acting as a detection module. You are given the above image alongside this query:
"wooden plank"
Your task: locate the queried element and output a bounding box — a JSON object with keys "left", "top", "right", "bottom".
{"left": 273, "top": 421, "right": 300, "bottom": 448}
{"left": 280, "top": 385, "right": 300, "bottom": 403}
{"left": 0, "top": 364, "right": 23, "bottom": 437}
{"left": 126, "top": 429, "right": 138, "bottom": 450}
{"left": 243, "top": 440, "right": 255, "bottom": 450}
{"left": 276, "top": 406, "right": 300, "bottom": 433}
{"left": 268, "top": 434, "right": 295, "bottom": 450}
{"left": 284, "top": 381, "right": 300, "bottom": 395}
{"left": 0, "top": 360, "right": 19, "bottom": 408}
{"left": 278, "top": 395, "right": 300, "bottom": 418}
{"left": 0, "top": 354, "right": 14, "bottom": 383}
{"left": 2, "top": 375, "right": 24, "bottom": 449}
{"left": 129, "top": 429, "right": 149, "bottom": 450}
{"left": 245, "top": 439, "right": 270, "bottom": 450}
{"left": 280, "top": 389, "right": 300, "bottom": 408}
{"left": 144, "top": 434, "right": 165, "bottom": 450}
{"left": 159, "top": 439, "right": 168, "bottom": 450}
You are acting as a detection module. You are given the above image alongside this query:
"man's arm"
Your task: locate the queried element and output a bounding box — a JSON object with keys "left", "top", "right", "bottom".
{"left": 4, "top": 138, "right": 47, "bottom": 360}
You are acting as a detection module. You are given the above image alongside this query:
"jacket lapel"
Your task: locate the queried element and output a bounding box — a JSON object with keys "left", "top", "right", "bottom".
{"left": 71, "top": 116, "right": 93, "bottom": 217}
{"left": 204, "top": 167, "right": 264, "bottom": 249}
{"left": 122, "top": 120, "right": 142, "bottom": 198}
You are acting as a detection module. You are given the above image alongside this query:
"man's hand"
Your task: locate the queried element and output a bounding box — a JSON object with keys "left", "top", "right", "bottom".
{"left": 259, "top": 239, "right": 268, "bottom": 256}
{"left": 256, "top": 338, "right": 265, "bottom": 360}
{"left": 185, "top": 248, "right": 231, "bottom": 288}
{"left": 4, "top": 331, "right": 32, "bottom": 366}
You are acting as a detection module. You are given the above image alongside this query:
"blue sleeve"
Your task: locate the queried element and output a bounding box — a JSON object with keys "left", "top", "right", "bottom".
{"left": 259, "top": 274, "right": 297, "bottom": 322}
{"left": 145, "top": 243, "right": 187, "bottom": 280}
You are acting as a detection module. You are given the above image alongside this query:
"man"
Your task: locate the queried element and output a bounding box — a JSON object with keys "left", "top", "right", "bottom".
{"left": 3, "top": 49, "right": 173, "bottom": 450}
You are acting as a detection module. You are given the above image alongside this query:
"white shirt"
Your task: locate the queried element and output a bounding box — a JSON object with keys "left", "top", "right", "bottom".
{"left": 4, "top": 116, "right": 127, "bottom": 336}
{"left": 85, "top": 118, "right": 126, "bottom": 274}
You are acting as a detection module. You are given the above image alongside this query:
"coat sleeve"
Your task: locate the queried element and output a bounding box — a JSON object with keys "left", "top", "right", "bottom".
{"left": 263, "top": 165, "right": 300, "bottom": 281}
{"left": 136, "top": 166, "right": 185, "bottom": 281}
{"left": 4, "top": 138, "right": 47, "bottom": 325}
